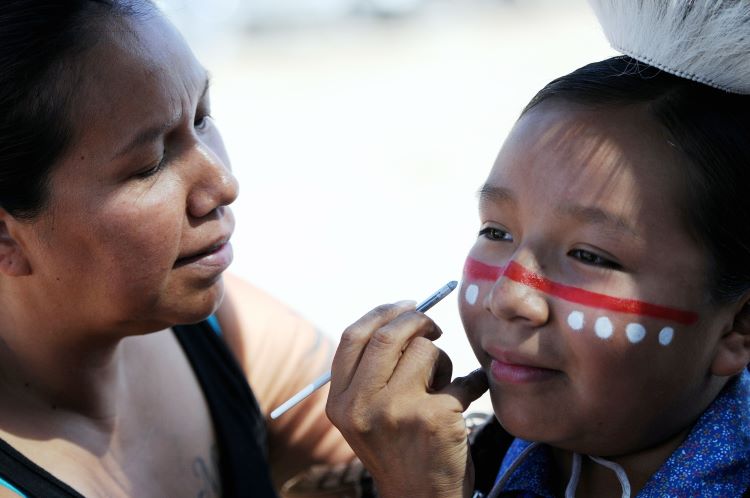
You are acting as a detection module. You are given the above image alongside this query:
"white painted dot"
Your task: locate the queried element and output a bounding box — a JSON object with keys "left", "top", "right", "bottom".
{"left": 658, "top": 327, "right": 674, "bottom": 346}
{"left": 567, "top": 311, "right": 585, "bottom": 331}
{"left": 464, "top": 284, "right": 479, "bottom": 305}
{"left": 625, "top": 323, "right": 646, "bottom": 344}
{"left": 594, "top": 316, "right": 614, "bottom": 339}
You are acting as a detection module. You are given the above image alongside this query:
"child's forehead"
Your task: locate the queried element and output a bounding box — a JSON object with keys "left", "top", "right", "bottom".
{"left": 496, "top": 103, "right": 675, "bottom": 176}
{"left": 485, "top": 102, "right": 688, "bottom": 222}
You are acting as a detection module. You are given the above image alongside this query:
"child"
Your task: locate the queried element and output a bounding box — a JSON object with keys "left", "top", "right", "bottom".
{"left": 326, "top": 1, "right": 750, "bottom": 496}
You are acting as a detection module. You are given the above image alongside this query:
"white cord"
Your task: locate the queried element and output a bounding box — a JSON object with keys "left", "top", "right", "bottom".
{"left": 588, "top": 455, "right": 631, "bottom": 498}
{"left": 490, "top": 445, "right": 631, "bottom": 498}
{"left": 564, "top": 453, "right": 582, "bottom": 498}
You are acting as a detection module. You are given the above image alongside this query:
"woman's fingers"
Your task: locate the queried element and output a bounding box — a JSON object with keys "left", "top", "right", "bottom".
{"left": 430, "top": 348, "right": 454, "bottom": 391}
{"left": 439, "top": 368, "right": 490, "bottom": 412}
{"left": 326, "top": 310, "right": 481, "bottom": 498}
{"left": 388, "top": 338, "right": 453, "bottom": 393}
{"left": 349, "top": 310, "right": 443, "bottom": 394}
{"left": 329, "top": 302, "right": 415, "bottom": 396}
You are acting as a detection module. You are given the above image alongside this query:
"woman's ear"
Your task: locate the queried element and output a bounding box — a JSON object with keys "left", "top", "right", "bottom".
{"left": 0, "top": 215, "right": 31, "bottom": 277}
{"left": 711, "top": 295, "right": 750, "bottom": 377}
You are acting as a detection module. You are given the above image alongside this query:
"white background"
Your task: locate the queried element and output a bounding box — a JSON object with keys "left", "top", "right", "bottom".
{"left": 162, "top": 0, "right": 616, "bottom": 411}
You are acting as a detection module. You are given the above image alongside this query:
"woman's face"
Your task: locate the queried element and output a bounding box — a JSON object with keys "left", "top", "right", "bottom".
{"left": 459, "top": 101, "right": 737, "bottom": 456}
{"left": 16, "top": 12, "right": 238, "bottom": 334}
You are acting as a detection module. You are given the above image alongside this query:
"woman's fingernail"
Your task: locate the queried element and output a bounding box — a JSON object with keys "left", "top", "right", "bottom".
{"left": 393, "top": 299, "right": 417, "bottom": 308}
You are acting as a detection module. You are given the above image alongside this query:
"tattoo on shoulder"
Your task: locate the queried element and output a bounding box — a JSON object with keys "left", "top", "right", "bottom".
{"left": 193, "top": 444, "right": 221, "bottom": 498}
{"left": 303, "top": 328, "right": 332, "bottom": 360}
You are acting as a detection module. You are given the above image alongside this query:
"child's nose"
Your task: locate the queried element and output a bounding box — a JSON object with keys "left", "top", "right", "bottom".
{"left": 484, "top": 259, "right": 550, "bottom": 326}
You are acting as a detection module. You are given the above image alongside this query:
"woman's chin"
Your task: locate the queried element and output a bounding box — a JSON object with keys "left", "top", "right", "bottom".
{"left": 159, "top": 278, "right": 226, "bottom": 326}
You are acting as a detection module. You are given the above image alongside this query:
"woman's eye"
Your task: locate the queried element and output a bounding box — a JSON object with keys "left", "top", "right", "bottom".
{"left": 568, "top": 249, "right": 622, "bottom": 270}
{"left": 135, "top": 156, "right": 167, "bottom": 179}
{"left": 194, "top": 114, "right": 212, "bottom": 131}
{"left": 478, "top": 227, "right": 513, "bottom": 242}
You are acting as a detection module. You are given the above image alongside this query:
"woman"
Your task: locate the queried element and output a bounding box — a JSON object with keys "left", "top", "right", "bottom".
{"left": 0, "top": 1, "right": 352, "bottom": 496}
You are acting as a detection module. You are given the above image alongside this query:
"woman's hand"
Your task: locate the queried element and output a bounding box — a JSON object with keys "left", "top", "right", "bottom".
{"left": 326, "top": 302, "right": 489, "bottom": 498}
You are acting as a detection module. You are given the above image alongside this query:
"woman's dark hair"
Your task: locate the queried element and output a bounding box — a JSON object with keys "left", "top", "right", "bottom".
{"left": 0, "top": 0, "right": 155, "bottom": 219}
{"left": 523, "top": 56, "right": 750, "bottom": 303}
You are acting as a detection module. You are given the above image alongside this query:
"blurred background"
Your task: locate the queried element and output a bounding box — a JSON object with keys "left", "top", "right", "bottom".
{"left": 159, "top": 0, "right": 616, "bottom": 412}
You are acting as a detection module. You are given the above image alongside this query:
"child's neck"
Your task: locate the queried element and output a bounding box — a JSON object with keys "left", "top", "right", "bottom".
{"left": 550, "top": 426, "right": 692, "bottom": 498}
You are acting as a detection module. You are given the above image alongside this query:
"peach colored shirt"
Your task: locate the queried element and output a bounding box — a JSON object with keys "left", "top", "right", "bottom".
{"left": 218, "top": 274, "right": 354, "bottom": 488}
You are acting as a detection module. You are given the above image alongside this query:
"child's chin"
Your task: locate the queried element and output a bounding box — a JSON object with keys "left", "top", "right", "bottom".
{"left": 491, "top": 398, "right": 566, "bottom": 442}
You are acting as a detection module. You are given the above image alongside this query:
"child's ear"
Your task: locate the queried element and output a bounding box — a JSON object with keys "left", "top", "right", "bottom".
{"left": 0, "top": 214, "right": 31, "bottom": 277}
{"left": 711, "top": 295, "right": 750, "bottom": 377}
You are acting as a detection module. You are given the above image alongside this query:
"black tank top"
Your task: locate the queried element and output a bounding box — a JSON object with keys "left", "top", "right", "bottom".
{"left": 0, "top": 320, "right": 278, "bottom": 497}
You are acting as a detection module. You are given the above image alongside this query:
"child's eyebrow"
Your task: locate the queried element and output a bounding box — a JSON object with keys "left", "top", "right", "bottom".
{"left": 477, "top": 184, "right": 516, "bottom": 206}
{"left": 478, "top": 183, "right": 640, "bottom": 238}
{"left": 558, "top": 203, "right": 642, "bottom": 239}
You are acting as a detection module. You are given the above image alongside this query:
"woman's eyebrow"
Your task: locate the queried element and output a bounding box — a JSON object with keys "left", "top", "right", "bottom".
{"left": 111, "top": 73, "right": 211, "bottom": 161}
{"left": 112, "top": 113, "right": 181, "bottom": 160}
{"left": 200, "top": 71, "right": 212, "bottom": 101}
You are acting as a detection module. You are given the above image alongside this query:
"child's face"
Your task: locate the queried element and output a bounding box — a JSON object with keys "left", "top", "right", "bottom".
{"left": 459, "top": 101, "right": 737, "bottom": 456}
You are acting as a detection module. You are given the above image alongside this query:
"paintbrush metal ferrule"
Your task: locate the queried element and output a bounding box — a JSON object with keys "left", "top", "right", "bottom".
{"left": 415, "top": 280, "right": 457, "bottom": 313}
{"left": 269, "top": 280, "right": 458, "bottom": 419}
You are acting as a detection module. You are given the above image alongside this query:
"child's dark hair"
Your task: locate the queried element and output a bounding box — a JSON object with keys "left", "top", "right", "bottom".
{"left": 523, "top": 56, "right": 750, "bottom": 303}
{"left": 0, "top": 0, "right": 155, "bottom": 219}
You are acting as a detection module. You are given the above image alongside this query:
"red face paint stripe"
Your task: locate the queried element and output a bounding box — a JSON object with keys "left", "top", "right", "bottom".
{"left": 463, "top": 258, "right": 502, "bottom": 281}
{"left": 463, "top": 257, "right": 699, "bottom": 325}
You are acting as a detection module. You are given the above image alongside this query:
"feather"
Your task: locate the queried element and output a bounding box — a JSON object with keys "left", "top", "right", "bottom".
{"left": 587, "top": 0, "right": 750, "bottom": 94}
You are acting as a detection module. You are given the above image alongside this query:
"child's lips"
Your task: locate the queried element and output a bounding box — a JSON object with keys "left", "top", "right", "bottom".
{"left": 489, "top": 359, "right": 560, "bottom": 384}
{"left": 485, "top": 348, "right": 561, "bottom": 384}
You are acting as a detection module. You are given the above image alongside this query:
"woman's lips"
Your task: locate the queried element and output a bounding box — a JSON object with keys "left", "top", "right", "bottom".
{"left": 174, "top": 241, "right": 233, "bottom": 270}
{"left": 488, "top": 357, "right": 560, "bottom": 384}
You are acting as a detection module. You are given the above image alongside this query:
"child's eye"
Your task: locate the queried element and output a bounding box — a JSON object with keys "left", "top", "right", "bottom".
{"left": 478, "top": 227, "right": 513, "bottom": 242}
{"left": 568, "top": 248, "right": 622, "bottom": 270}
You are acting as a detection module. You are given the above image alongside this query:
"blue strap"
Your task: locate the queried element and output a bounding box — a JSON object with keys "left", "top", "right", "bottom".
{"left": 0, "top": 476, "right": 26, "bottom": 497}
{"left": 206, "top": 315, "right": 222, "bottom": 336}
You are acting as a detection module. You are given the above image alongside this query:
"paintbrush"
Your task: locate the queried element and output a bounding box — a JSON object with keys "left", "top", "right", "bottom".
{"left": 270, "top": 280, "right": 458, "bottom": 419}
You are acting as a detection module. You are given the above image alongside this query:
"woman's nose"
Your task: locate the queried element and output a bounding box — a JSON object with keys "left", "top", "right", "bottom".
{"left": 186, "top": 144, "right": 239, "bottom": 219}
{"left": 484, "top": 260, "right": 550, "bottom": 326}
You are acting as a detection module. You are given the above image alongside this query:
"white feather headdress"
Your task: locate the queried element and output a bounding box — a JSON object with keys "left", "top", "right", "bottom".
{"left": 587, "top": 0, "right": 750, "bottom": 94}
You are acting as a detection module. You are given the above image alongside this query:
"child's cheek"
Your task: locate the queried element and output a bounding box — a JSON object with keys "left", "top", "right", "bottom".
{"left": 460, "top": 256, "right": 502, "bottom": 308}
{"left": 460, "top": 256, "right": 690, "bottom": 349}
{"left": 458, "top": 279, "right": 493, "bottom": 364}
{"left": 462, "top": 280, "right": 481, "bottom": 306}
{"left": 557, "top": 302, "right": 677, "bottom": 347}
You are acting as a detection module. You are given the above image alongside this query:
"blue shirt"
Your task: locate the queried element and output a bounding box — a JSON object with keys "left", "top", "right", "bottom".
{"left": 495, "top": 370, "right": 750, "bottom": 497}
